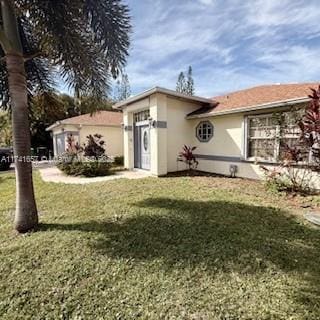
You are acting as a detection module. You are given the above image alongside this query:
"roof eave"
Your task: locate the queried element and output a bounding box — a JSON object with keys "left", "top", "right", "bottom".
{"left": 186, "top": 97, "right": 310, "bottom": 119}
{"left": 113, "top": 86, "right": 212, "bottom": 109}
{"left": 46, "top": 121, "right": 61, "bottom": 131}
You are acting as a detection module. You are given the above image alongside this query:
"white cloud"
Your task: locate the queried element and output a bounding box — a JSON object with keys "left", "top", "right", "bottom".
{"left": 198, "top": 0, "right": 214, "bottom": 5}
{"left": 125, "top": 0, "right": 320, "bottom": 97}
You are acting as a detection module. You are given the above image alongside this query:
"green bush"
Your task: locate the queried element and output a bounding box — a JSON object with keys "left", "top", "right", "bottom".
{"left": 113, "top": 155, "right": 124, "bottom": 166}
{"left": 57, "top": 161, "right": 111, "bottom": 177}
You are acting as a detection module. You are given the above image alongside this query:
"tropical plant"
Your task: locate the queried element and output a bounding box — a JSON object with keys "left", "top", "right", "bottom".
{"left": 179, "top": 145, "right": 198, "bottom": 170}
{"left": 298, "top": 86, "right": 320, "bottom": 167}
{"left": 0, "top": 0, "right": 131, "bottom": 232}
{"left": 83, "top": 134, "right": 106, "bottom": 160}
{"left": 58, "top": 133, "right": 111, "bottom": 177}
{"left": 260, "top": 86, "right": 320, "bottom": 193}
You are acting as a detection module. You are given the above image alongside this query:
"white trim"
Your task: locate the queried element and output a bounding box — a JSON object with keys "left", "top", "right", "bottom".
{"left": 244, "top": 112, "right": 301, "bottom": 163}
{"left": 46, "top": 122, "right": 121, "bottom": 131}
{"left": 186, "top": 97, "right": 310, "bottom": 119}
{"left": 241, "top": 117, "right": 247, "bottom": 160}
{"left": 135, "top": 120, "right": 149, "bottom": 127}
{"left": 113, "top": 86, "right": 213, "bottom": 109}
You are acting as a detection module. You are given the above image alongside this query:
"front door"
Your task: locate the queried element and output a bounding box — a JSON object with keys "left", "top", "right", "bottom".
{"left": 134, "top": 124, "right": 150, "bottom": 170}
{"left": 140, "top": 126, "right": 150, "bottom": 170}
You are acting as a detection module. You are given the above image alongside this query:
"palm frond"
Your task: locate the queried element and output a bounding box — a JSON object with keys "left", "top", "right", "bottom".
{"left": 2, "top": 0, "right": 131, "bottom": 102}
{"left": 84, "top": 0, "right": 131, "bottom": 78}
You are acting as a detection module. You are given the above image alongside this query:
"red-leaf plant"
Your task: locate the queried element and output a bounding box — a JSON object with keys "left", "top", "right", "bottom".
{"left": 298, "top": 86, "right": 320, "bottom": 167}
{"left": 179, "top": 145, "right": 199, "bottom": 170}
{"left": 261, "top": 86, "right": 320, "bottom": 193}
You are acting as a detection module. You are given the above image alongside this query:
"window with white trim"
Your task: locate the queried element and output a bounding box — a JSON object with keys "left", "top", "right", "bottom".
{"left": 246, "top": 111, "right": 302, "bottom": 162}
{"left": 134, "top": 110, "right": 150, "bottom": 123}
{"left": 196, "top": 121, "right": 214, "bottom": 142}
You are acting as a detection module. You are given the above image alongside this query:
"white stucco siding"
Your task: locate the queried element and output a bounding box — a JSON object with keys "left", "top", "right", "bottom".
{"left": 166, "top": 98, "right": 202, "bottom": 173}
{"left": 123, "top": 110, "right": 134, "bottom": 169}
{"left": 150, "top": 94, "right": 168, "bottom": 175}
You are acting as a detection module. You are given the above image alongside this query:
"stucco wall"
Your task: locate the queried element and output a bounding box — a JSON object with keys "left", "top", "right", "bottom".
{"left": 52, "top": 124, "right": 123, "bottom": 157}
{"left": 188, "top": 113, "right": 268, "bottom": 179}
{"left": 166, "top": 98, "right": 201, "bottom": 172}
{"left": 79, "top": 125, "right": 123, "bottom": 156}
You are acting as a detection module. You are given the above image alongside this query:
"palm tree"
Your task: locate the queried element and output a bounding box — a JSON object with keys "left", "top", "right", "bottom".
{"left": 0, "top": 0, "right": 131, "bottom": 233}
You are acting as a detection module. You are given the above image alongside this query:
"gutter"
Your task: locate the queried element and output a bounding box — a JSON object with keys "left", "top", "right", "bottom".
{"left": 186, "top": 97, "right": 310, "bottom": 119}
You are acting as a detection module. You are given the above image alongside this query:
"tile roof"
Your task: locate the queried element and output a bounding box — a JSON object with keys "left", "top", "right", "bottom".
{"left": 60, "top": 111, "right": 122, "bottom": 126}
{"left": 188, "top": 83, "right": 319, "bottom": 117}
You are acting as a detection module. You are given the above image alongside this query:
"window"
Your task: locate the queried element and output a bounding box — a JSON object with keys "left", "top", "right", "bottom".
{"left": 196, "top": 121, "right": 214, "bottom": 142}
{"left": 246, "top": 112, "right": 302, "bottom": 162}
{"left": 134, "top": 110, "right": 150, "bottom": 123}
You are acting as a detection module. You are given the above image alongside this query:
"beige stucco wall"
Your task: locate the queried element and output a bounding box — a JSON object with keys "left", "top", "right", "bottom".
{"left": 121, "top": 94, "right": 320, "bottom": 187}
{"left": 122, "top": 93, "right": 203, "bottom": 175}
{"left": 166, "top": 98, "right": 202, "bottom": 172}
{"left": 79, "top": 125, "right": 123, "bottom": 156}
{"left": 52, "top": 124, "right": 123, "bottom": 157}
{"left": 188, "top": 113, "right": 268, "bottom": 179}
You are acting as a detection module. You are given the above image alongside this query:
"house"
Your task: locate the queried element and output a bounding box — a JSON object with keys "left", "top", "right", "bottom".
{"left": 114, "top": 83, "right": 317, "bottom": 180}
{"left": 46, "top": 111, "right": 123, "bottom": 157}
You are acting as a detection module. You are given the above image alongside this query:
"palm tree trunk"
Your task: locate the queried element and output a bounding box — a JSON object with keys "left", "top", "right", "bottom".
{"left": 1, "top": 0, "right": 38, "bottom": 232}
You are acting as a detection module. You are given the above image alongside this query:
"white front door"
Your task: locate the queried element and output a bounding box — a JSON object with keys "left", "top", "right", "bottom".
{"left": 140, "top": 126, "right": 150, "bottom": 170}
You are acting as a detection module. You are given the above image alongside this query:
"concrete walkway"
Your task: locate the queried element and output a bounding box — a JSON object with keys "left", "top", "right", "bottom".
{"left": 39, "top": 166, "right": 152, "bottom": 184}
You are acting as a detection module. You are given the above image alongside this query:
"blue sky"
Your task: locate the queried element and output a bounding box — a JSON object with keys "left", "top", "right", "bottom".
{"left": 58, "top": 0, "right": 320, "bottom": 98}
{"left": 122, "top": 0, "right": 320, "bottom": 97}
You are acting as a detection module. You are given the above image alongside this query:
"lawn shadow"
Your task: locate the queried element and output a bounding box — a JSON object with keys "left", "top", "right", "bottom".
{"left": 40, "top": 198, "right": 320, "bottom": 310}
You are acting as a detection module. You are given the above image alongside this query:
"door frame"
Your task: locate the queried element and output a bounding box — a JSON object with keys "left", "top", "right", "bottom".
{"left": 134, "top": 121, "right": 150, "bottom": 170}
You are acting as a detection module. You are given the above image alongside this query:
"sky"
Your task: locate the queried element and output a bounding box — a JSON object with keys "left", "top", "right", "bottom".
{"left": 121, "top": 0, "right": 320, "bottom": 97}
{"left": 56, "top": 0, "right": 320, "bottom": 99}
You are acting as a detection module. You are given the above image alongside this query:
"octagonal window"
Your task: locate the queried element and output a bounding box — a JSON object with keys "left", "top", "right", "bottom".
{"left": 196, "top": 121, "right": 214, "bottom": 142}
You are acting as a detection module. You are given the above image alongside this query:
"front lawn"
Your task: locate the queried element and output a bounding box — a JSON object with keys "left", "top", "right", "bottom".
{"left": 0, "top": 172, "right": 320, "bottom": 319}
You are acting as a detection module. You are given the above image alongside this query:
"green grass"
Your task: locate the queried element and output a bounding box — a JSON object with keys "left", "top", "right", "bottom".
{"left": 0, "top": 172, "right": 320, "bottom": 319}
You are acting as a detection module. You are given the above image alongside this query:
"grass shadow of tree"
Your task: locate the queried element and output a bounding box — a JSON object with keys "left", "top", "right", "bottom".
{"left": 40, "top": 197, "right": 320, "bottom": 311}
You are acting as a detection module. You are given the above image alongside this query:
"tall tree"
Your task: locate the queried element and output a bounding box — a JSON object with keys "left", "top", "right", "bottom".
{"left": 176, "top": 71, "right": 186, "bottom": 93}
{"left": 176, "top": 66, "right": 195, "bottom": 95}
{"left": 114, "top": 73, "right": 131, "bottom": 101}
{"left": 0, "top": 0, "right": 131, "bottom": 232}
{"left": 186, "top": 66, "right": 195, "bottom": 96}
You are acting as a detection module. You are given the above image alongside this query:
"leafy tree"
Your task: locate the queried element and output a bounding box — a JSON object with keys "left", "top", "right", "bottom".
{"left": 79, "top": 96, "right": 114, "bottom": 114}
{"left": 176, "top": 66, "right": 195, "bottom": 95}
{"left": 114, "top": 73, "right": 131, "bottom": 102}
{"left": 0, "top": 0, "right": 131, "bottom": 232}
{"left": 186, "top": 66, "right": 195, "bottom": 96}
{"left": 176, "top": 71, "right": 186, "bottom": 93}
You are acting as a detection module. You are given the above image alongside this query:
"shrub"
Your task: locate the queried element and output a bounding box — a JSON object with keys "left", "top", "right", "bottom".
{"left": 57, "top": 133, "right": 112, "bottom": 177}
{"left": 57, "top": 161, "right": 111, "bottom": 177}
{"left": 113, "top": 155, "right": 124, "bottom": 166}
